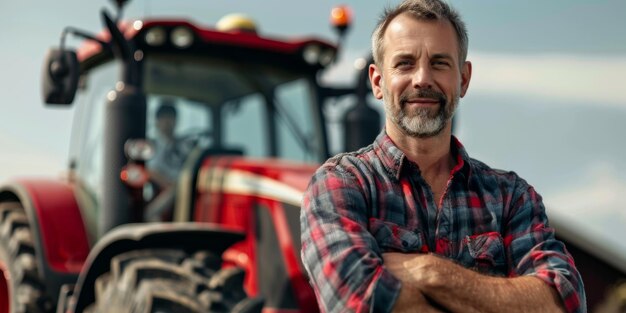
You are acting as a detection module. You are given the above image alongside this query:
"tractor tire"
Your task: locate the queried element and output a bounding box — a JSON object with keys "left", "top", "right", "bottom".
{"left": 0, "top": 201, "right": 53, "bottom": 313}
{"left": 85, "top": 249, "right": 263, "bottom": 313}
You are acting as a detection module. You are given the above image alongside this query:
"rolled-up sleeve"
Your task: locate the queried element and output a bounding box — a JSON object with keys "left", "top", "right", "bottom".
{"left": 505, "top": 183, "right": 586, "bottom": 313}
{"left": 301, "top": 162, "right": 401, "bottom": 313}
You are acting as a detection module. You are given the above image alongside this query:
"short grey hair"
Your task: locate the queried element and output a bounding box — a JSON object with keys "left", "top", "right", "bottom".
{"left": 371, "top": 0, "right": 468, "bottom": 67}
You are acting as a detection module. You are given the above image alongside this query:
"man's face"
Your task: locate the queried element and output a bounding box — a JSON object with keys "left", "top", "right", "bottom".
{"left": 369, "top": 14, "right": 471, "bottom": 138}
{"left": 156, "top": 114, "right": 176, "bottom": 138}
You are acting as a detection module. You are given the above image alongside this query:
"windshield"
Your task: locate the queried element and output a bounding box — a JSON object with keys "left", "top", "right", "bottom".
{"left": 143, "top": 53, "right": 325, "bottom": 163}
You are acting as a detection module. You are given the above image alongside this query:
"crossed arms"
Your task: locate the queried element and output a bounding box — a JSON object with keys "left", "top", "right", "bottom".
{"left": 383, "top": 252, "right": 564, "bottom": 312}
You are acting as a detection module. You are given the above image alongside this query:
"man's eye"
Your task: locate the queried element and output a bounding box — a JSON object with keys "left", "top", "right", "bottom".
{"left": 432, "top": 60, "right": 450, "bottom": 67}
{"left": 395, "top": 61, "right": 412, "bottom": 68}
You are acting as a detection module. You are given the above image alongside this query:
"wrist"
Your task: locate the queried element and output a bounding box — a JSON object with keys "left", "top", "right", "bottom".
{"left": 416, "top": 254, "right": 462, "bottom": 291}
{"left": 417, "top": 255, "right": 491, "bottom": 296}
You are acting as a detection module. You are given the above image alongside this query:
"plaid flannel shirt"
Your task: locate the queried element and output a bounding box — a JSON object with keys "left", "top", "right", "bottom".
{"left": 301, "top": 130, "right": 585, "bottom": 313}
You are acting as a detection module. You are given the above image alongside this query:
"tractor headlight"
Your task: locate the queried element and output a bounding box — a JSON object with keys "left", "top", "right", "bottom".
{"left": 302, "top": 44, "right": 321, "bottom": 65}
{"left": 319, "top": 48, "right": 336, "bottom": 66}
{"left": 171, "top": 26, "right": 194, "bottom": 48}
{"left": 303, "top": 44, "right": 335, "bottom": 66}
{"left": 145, "top": 27, "right": 166, "bottom": 46}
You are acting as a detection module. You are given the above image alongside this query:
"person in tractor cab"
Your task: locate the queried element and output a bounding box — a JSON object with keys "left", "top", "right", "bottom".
{"left": 145, "top": 99, "right": 193, "bottom": 221}
{"left": 148, "top": 100, "right": 189, "bottom": 186}
{"left": 300, "top": 0, "right": 586, "bottom": 312}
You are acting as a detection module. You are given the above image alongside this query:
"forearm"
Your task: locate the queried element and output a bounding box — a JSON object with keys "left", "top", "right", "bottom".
{"left": 384, "top": 253, "right": 566, "bottom": 313}
{"left": 392, "top": 280, "right": 448, "bottom": 313}
{"left": 303, "top": 247, "right": 402, "bottom": 312}
{"left": 420, "top": 263, "right": 565, "bottom": 313}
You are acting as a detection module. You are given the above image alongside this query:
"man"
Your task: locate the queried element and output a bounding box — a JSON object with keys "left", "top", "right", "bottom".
{"left": 145, "top": 99, "right": 192, "bottom": 221}
{"left": 147, "top": 100, "right": 189, "bottom": 188}
{"left": 300, "top": 1, "right": 585, "bottom": 312}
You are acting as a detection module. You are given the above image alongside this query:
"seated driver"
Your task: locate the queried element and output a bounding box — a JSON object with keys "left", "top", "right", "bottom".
{"left": 148, "top": 99, "right": 197, "bottom": 185}
{"left": 145, "top": 99, "right": 192, "bottom": 220}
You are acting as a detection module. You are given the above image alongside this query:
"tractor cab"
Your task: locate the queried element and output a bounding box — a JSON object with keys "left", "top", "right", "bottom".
{"left": 43, "top": 12, "right": 357, "bottom": 240}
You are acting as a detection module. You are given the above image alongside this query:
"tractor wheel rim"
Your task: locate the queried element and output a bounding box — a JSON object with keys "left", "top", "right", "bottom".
{"left": 0, "top": 260, "right": 10, "bottom": 313}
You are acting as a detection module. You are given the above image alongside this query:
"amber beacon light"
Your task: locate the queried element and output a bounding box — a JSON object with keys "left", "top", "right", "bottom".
{"left": 331, "top": 5, "right": 352, "bottom": 34}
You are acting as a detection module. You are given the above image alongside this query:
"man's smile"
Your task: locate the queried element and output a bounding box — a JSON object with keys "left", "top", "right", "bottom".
{"left": 404, "top": 98, "right": 440, "bottom": 106}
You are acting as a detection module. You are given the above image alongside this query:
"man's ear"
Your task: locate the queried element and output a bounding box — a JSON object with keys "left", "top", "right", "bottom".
{"left": 460, "top": 61, "right": 472, "bottom": 98}
{"left": 369, "top": 63, "right": 384, "bottom": 100}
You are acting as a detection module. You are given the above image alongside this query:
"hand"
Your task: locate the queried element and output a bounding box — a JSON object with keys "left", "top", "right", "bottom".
{"left": 383, "top": 252, "right": 453, "bottom": 291}
{"left": 383, "top": 252, "right": 452, "bottom": 312}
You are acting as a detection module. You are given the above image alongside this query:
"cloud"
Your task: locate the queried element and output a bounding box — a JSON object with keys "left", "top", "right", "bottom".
{"left": 546, "top": 162, "right": 625, "bottom": 217}
{"left": 468, "top": 52, "right": 626, "bottom": 108}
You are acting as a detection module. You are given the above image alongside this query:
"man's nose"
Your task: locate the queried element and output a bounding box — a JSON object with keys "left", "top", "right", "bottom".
{"left": 412, "top": 66, "right": 434, "bottom": 90}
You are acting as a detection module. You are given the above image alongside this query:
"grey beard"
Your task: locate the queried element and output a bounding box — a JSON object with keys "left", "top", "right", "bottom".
{"left": 385, "top": 96, "right": 458, "bottom": 138}
{"left": 397, "top": 106, "right": 447, "bottom": 138}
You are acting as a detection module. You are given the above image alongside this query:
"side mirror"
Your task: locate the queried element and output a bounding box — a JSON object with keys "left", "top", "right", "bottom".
{"left": 41, "top": 48, "right": 79, "bottom": 105}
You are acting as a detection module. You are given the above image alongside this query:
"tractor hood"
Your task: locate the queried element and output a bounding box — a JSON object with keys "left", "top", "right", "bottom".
{"left": 194, "top": 156, "right": 318, "bottom": 209}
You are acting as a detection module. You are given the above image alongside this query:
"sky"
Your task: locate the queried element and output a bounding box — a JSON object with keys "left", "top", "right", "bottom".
{"left": 1, "top": 1, "right": 625, "bottom": 261}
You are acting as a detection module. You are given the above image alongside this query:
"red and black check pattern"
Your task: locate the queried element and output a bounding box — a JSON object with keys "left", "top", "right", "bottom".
{"left": 301, "top": 130, "right": 585, "bottom": 313}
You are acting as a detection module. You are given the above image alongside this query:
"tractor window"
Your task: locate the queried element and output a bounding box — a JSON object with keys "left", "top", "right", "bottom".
{"left": 144, "top": 95, "right": 213, "bottom": 198}
{"left": 146, "top": 96, "right": 212, "bottom": 143}
{"left": 223, "top": 94, "right": 266, "bottom": 158}
{"left": 143, "top": 53, "right": 326, "bottom": 163}
{"left": 70, "top": 62, "right": 119, "bottom": 216}
{"left": 274, "top": 78, "right": 319, "bottom": 164}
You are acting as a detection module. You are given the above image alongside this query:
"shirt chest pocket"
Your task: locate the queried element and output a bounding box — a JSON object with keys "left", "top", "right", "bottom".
{"left": 459, "top": 231, "right": 507, "bottom": 275}
{"left": 368, "top": 218, "right": 424, "bottom": 253}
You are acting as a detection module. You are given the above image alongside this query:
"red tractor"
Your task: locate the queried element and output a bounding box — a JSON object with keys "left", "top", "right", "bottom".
{"left": 0, "top": 2, "right": 378, "bottom": 312}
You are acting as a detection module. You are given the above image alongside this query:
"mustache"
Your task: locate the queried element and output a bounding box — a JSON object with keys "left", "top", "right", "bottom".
{"left": 400, "top": 89, "right": 446, "bottom": 106}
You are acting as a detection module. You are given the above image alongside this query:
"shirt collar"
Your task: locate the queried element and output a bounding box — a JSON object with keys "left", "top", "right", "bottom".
{"left": 450, "top": 136, "right": 472, "bottom": 184}
{"left": 373, "top": 129, "right": 472, "bottom": 183}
